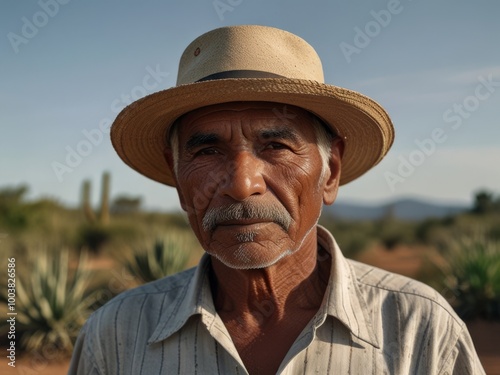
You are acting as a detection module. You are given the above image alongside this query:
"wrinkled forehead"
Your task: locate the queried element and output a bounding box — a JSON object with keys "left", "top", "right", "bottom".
{"left": 174, "top": 101, "right": 316, "bottom": 137}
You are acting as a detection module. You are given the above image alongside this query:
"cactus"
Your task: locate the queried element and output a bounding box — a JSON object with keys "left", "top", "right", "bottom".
{"left": 99, "top": 172, "right": 110, "bottom": 225}
{"left": 81, "top": 172, "right": 111, "bottom": 225}
{"left": 82, "top": 180, "right": 96, "bottom": 223}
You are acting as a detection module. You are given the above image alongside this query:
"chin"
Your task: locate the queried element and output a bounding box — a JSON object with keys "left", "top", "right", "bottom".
{"left": 211, "top": 244, "right": 294, "bottom": 270}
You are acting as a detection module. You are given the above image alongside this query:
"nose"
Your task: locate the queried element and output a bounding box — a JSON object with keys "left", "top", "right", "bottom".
{"left": 219, "top": 151, "right": 266, "bottom": 201}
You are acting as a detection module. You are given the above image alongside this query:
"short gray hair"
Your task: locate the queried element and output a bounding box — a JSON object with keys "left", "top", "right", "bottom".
{"left": 310, "top": 115, "right": 336, "bottom": 181}
{"left": 168, "top": 113, "right": 335, "bottom": 181}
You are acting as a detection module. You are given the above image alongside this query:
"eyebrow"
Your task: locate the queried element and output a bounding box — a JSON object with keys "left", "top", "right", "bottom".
{"left": 259, "top": 127, "right": 299, "bottom": 143}
{"left": 185, "top": 132, "right": 220, "bottom": 151}
{"left": 184, "top": 126, "right": 300, "bottom": 151}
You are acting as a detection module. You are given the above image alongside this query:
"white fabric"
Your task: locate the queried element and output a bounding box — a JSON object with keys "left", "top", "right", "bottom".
{"left": 69, "top": 226, "right": 485, "bottom": 374}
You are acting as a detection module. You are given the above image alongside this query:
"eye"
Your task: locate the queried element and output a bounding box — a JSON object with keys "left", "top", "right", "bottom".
{"left": 264, "top": 142, "right": 288, "bottom": 150}
{"left": 195, "top": 147, "right": 219, "bottom": 156}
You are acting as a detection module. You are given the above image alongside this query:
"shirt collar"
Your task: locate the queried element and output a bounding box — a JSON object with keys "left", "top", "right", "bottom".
{"left": 148, "top": 226, "right": 380, "bottom": 349}
{"left": 148, "top": 253, "right": 215, "bottom": 345}
{"left": 316, "top": 225, "right": 380, "bottom": 348}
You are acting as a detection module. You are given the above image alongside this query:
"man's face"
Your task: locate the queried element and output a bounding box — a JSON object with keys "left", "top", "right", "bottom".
{"left": 171, "top": 102, "right": 339, "bottom": 269}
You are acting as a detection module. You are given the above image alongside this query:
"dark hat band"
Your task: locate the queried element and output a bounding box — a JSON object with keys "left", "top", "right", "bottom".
{"left": 196, "top": 70, "right": 285, "bottom": 82}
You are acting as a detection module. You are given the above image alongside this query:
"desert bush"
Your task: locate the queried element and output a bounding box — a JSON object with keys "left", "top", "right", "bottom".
{"left": 375, "top": 218, "right": 417, "bottom": 250}
{"left": 76, "top": 222, "right": 143, "bottom": 254}
{"left": 318, "top": 216, "right": 376, "bottom": 258}
{"left": 76, "top": 224, "right": 112, "bottom": 253}
{"left": 0, "top": 249, "right": 96, "bottom": 355}
{"left": 443, "top": 235, "right": 500, "bottom": 320}
{"left": 0, "top": 185, "right": 31, "bottom": 231}
{"left": 125, "top": 231, "right": 192, "bottom": 283}
{"left": 339, "top": 234, "right": 372, "bottom": 258}
{"left": 470, "top": 189, "right": 500, "bottom": 215}
{"left": 415, "top": 217, "right": 449, "bottom": 244}
{"left": 111, "top": 195, "right": 142, "bottom": 214}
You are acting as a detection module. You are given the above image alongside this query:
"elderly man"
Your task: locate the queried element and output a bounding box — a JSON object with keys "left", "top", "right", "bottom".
{"left": 69, "top": 25, "right": 484, "bottom": 374}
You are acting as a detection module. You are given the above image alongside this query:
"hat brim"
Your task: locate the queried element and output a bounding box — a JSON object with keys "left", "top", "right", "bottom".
{"left": 110, "top": 78, "right": 394, "bottom": 186}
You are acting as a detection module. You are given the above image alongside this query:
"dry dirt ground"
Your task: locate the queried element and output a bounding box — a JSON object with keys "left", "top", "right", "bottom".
{"left": 2, "top": 245, "right": 499, "bottom": 374}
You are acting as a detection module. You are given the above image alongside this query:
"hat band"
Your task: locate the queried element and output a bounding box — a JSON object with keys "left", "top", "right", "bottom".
{"left": 196, "top": 70, "right": 285, "bottom": 82}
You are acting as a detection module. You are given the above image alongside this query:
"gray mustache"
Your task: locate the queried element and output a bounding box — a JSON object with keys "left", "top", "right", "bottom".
{"left": 202, "top": 202, "right": 292, "bottom": 233}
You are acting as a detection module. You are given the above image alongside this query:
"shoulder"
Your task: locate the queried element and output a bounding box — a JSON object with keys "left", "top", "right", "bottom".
{"left": 70, "top": 267, "right": 199, "bottom": 373}
{"left": 346, "top": 260, "right": 485, "bottom": 374}
{"left": 348, "top": 259, "right": 462, "bottom": 325}
{"left": 86, "top": 266, "right": 196, "bottom": 331}
{"left": 107, "top": 266, "right": 196, "bottom": 306}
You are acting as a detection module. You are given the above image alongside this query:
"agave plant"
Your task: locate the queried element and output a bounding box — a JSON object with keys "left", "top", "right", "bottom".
{"left": 444, "top": 235, "right": 500, "bottom": 320}
{"left": 0, "top": 249, "right": 95, "bottom": 355}
{"left": 126, "top": 232, "right": 191, "bottom": 283}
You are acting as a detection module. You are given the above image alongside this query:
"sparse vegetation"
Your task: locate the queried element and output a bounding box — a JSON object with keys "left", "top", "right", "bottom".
{"left": 0, "top": 249, "right": 96, "bottom": 355}
{"left": 0, "top": 185, "right": 31, "bottom": 231}
{"left": 442, "top": 236, "right": 500, "bottom": 320}
{"left": 318, "top": 217, "right": 375, "bottom": 258}
{"left": 76, "top": 224, "right": 113, "bottom": 252}
{"left": 81, "top": 172, "right": 111, "bottom": 226}
{"left": 124, "top": 231, "right": 193, "bottom": 283}
{"left": 471, "top": 189, "right": 500, "bottom": 215}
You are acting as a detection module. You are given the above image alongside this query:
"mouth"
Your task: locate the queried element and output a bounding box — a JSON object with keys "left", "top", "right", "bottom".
{"left": 213, "top": 220, "right": 276, "bottom": 243}
{"left": 216, "top": 219, "right": 273, "bottom": 228}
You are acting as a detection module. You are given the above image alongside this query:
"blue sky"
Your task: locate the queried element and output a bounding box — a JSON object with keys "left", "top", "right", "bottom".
{"left": 1, "top": 0, "right": 499, "bottom": 211}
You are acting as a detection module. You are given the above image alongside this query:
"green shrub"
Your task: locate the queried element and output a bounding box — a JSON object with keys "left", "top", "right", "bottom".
{"left": 318, "top": 216, "right": 375, "bottom": 258}
{"left": 76, "top": 224, "right": 112, "bottom": 253}
{"left": 125, "top": 231, "right": 192, "bottom": 283}
{"left": 375, "top": 219, "right": 417, "bottom": 250}
{"left": 443, "top": 236, "right": 500, "bottom": 320}
{"left": 0, "top": 185, "right": 31, "bottom": 231}
{"left": 0, "top": 249, "right": 95, "bottom": 355}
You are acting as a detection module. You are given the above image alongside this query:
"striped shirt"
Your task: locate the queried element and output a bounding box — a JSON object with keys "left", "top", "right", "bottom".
{"left": 68, "top": 226, "right": 485, "bottom": 374}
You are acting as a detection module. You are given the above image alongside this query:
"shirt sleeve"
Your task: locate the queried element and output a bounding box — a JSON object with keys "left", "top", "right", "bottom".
{"left": 441, "top": 324, "right": 486, "bottom": 375}
{"left": 67, "top": 319, "right": 103, "bottom": 375}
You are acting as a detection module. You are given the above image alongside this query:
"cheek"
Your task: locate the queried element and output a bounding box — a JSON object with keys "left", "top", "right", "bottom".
{"left": 265, "top": 158, "right": 324, "bottom": 233}
{"left": 275, "top": 158, "right": 322, "bottom": 200}
{"left": 177, "top": 159, "right": 238, "bottom": 231}
{"left": 178, "top": 170, "right": 209, "bottom": 214}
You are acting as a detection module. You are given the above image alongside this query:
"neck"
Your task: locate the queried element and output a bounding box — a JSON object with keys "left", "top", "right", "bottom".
{"left": 210, "top": 227, "right": 331, "bottom": 324}
{"left": 209, "top": 227, "right": 331, "bottom": 375}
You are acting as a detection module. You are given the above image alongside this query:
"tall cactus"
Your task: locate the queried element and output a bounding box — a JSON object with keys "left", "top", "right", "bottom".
{"left": 82, "top": 180, "right": 96, "bottom": 223}
{"left": 81, "top": 172, "right": 111, "bottom": 225}
{"left": 99, "top": 172, "right": 110, "bottom": 225}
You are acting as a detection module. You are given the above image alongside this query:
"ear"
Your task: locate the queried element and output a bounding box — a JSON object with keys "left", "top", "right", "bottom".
{"left": 162, "top": 147, "right": 188, "bottom": 211}
{"left": 322, "top": 137, "right": 344, "bottom": 206}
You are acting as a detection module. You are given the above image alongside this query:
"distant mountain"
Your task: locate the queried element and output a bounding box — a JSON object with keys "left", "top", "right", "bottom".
{"left": 323, "top": 198, "right": 468, "bottom": 221}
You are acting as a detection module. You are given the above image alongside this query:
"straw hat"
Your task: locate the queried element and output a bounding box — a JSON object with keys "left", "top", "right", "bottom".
{"left": 111, "top": 25, "right": 394, "bottom": 186}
